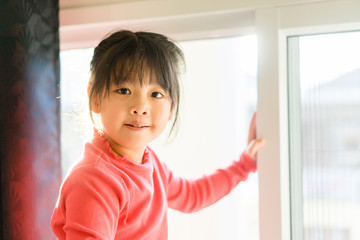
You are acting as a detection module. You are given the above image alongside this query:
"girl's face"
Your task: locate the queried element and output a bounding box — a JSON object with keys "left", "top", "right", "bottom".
{"left": 94, "top": 77, "right": 173, "bottom": 155}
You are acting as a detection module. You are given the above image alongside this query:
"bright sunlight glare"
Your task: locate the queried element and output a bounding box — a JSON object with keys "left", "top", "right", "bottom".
{"left": 299, "top": 31, "right": 360, "bottom": 90}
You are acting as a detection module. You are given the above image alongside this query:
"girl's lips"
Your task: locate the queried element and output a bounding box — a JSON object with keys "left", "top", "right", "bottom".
{"left": 125, "top": 124, "right": 149, "bottom": 131}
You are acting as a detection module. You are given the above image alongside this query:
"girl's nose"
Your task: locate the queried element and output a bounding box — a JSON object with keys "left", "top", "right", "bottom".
{"left": 130, "top": 101, "right": 149, "bottom": 116}
{"left": 131, "top": 108, "right": 148, "bottom": 115}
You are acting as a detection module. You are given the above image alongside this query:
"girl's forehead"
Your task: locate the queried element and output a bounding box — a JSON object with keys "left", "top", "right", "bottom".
{"left": 110, "top": 60, "right": 170, "bottom": 91}
{"left": 113, "top": 64, "right": 157, "bottom": 84}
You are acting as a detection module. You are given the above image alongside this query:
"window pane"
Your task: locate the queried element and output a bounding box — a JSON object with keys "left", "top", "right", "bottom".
{"left": 60, "top": 35, "right": 258, "bottom": 240}
{"left": 60, "top": 48, "right": 93, "bottom": 176}
{"left": 289, "top": 31, "right": 360, "bottom": 240}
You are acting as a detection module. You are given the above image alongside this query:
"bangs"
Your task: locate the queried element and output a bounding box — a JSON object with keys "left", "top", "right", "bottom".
{"left": 96, "top": 37, "right": 176, "bottom": 98}
{"left": 111, "top": 49, "right": 170, "bottom": 91}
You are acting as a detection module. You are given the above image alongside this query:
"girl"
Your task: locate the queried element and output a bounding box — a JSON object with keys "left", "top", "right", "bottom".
{"left": 51, "top": 30, "right": 265, "bottom": 240}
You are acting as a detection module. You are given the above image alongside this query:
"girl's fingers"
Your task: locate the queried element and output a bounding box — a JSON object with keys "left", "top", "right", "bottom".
{"left": 246, "top": 138, "right": 266, "bottom": 161}
{"left": 246, "top": 111, "right": 265, "bottom": 161}
{"left": 248, "top": 112, "right": 257, "bottom": 144}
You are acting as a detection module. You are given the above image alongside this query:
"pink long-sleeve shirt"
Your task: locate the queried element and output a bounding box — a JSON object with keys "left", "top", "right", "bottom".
{"left": 51, "top": 131, "right": 257, "bottom": 239}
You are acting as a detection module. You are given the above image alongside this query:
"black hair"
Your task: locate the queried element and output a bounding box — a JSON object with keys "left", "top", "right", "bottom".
{"left": 88, "top": 30, "right": 185, "bottom": 135}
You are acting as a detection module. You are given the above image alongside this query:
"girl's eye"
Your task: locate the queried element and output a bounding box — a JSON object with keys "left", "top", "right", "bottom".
{"left": 117, "top": 88, "right": 131, "bottom": 95}
{"left": 151, "top": 92, "right": 164, "bottom": 98}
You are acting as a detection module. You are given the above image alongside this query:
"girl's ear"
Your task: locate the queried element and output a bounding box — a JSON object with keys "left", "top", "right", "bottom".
{"left": 88, "top": 85, "right": 101, "bottom": 114}
{"left": 168, "top": 104, "right": 176, "bottom": 121}
{"left": 169, "top": 100, "right": 178, "bottom": 121}
{"left": 87, "top": 85, "right": 92, "bottom": 97}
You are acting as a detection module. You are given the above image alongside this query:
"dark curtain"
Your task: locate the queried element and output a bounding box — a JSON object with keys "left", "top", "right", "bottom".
{"left": 0, "top": 0, "right": 61, "bottom": 239}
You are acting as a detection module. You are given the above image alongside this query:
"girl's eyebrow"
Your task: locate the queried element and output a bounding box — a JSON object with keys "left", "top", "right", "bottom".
{"left": 148, "top": 83, "right": 167, "bottom": 91}
{"left": 112, "top": 81, "right": 162, "bottom": 89}
{"left": 112, "top": 80, "right": 132, "bottom": 86}
{"left": 148, "top": 82, "right": 163, "bottom": 87}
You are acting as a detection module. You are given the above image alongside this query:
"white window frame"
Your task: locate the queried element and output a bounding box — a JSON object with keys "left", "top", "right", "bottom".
{"left": 59, "top": 9, "right": 255, "bottom": 50}
{"left": 256, "top": 1, "right": 360, "bottom": 239}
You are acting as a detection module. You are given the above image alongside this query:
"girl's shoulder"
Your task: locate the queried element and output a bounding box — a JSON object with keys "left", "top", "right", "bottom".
{"left": 59, "top": 161, "right": 131, "bottom": 207}
{"left": 60, "top": 145, "right": 131, "bottom": 197}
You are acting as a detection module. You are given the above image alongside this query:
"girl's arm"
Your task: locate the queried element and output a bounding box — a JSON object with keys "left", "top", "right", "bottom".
{"left": 166, "top": 151, "right": 257, "bottom": 213}
{"left": 166, "top": 111, "right": 264, "bottom": 213}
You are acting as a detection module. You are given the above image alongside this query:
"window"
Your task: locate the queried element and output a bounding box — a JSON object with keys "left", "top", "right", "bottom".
{"left": 256, "top": 2, "right": 360, "bottom": 239}
{"left": 288, "top": 31, "right": 360, "bottom": 240}
{"left": 60, "top": 35, "right": 258, "bottom": 240}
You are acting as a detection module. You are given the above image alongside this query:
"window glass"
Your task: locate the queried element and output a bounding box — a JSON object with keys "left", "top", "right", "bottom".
{"left": 60, "top": 35, "right": 258, "bottom": 239}
{"left": 60, "top": 48, "right": 93, "bottom": 176}
{"left": 288, "top": 31, "right": 360, "bottom": 240}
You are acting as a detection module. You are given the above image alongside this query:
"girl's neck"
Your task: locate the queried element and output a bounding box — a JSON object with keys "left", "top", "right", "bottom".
{"left": 103, "top": 133, "right": 145, "bottom": 164}
{"left": 112, "top": 146, "right": 145, "bottom": 164}
{"left": 105, "top": 136, "right": 145, "bottom": 164}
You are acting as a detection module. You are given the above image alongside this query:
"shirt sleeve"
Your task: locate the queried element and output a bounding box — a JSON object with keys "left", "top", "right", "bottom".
{"left": 166, "top": 151, "right": 257, "bottom": 213}
{"left": 51, "top": 167, "right": 128, "bottom": 240}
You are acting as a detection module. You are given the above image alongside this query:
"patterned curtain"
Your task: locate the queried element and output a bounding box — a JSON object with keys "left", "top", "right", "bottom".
{"left": 0, "top": 0, "right": 61, "bottom": 239}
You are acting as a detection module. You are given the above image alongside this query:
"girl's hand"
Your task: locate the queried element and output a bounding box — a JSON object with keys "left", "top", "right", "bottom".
{"left": 246, "top": 112, "right": 265, "bottom": 162}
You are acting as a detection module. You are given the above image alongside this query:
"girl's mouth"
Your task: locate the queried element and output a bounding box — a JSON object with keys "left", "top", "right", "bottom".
{"left": 125, "top": 124, "right": 148, "bottom": 128}
{"left": 125, "top": 124, "right": 149, "bottom": 131}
